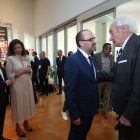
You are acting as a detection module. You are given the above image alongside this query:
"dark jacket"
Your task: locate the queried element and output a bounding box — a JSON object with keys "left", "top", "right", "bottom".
{"left": 0, "top": 68, "right": 9, "bottom": 107}
{"left": 94, "top": 52, "right": 114, "bottom": 71}
{"left": 98, "top": 34, "right": 140, "bottom": 127}
{"left": 64, "top": 50, "right": 99, "bottom": 120}
{"left": 56, "top": 56, "right": 67, "bottom": 75}
{"left": 38, "top": 57, "right": 50, "bottom": 78}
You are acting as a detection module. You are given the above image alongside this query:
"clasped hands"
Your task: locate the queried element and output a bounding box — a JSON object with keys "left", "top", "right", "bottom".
{"left": 15, "top": 66, "right": 31, "bottom": 78}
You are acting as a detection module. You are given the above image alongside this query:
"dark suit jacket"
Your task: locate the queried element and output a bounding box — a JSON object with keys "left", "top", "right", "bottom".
{"left": 64, "top": 50, "right": 99, "bottom": 120}
{"left": 31, "top": 55, "right": 39, "bottom": 75}
{"left": 56, "top": 56, "right": 67, "bottom": 75}
{"left": 38, "top": 57, "right": 50, "bottom": 79}
{"left": 0, "top": 68, "right": 8, "bottom": 107}
{"left": 98, "top": 33, "right": 140, "bottom": 126}
{"left": 94, "top": 52, "right": 114, "bottom": 71}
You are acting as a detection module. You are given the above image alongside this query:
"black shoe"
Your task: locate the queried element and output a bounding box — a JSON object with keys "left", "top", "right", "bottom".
{"left": 23, "top": 123, "right": 33, "bottom": 132}
{"left": 39, "top": 92, "right": 45, "bottom": 96}
{"left": 56, "top": 92, "right": 62, "bottom": 95}
{"left": 1, "top": 136, "right": 11, "bottom": 140}
{"left": 16, "top": 129, "right": 26, "bottom": 137}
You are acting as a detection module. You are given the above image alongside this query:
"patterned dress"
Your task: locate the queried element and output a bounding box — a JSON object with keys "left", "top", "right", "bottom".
{"left": 6, "top": 55, "right": 36, "bottom": 123}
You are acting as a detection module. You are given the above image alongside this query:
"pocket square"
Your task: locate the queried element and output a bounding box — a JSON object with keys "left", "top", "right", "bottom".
{"left": 118, "top": 60, "right": 127, "bottom": 64}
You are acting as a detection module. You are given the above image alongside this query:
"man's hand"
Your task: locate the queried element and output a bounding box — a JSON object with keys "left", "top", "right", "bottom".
{"left": 5, "top": 79, "right": 13, "bottom": 86}
{"left": 72, "top": 118, "right": 81, "bottom": 125}
{"left": 119, "top": 115, "right": 132, "bottom": 126}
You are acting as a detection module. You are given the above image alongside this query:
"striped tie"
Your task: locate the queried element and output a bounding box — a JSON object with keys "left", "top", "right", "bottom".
{"left": 117, "top": 48, "right": 123, "bottom": 61}
{"left": 88, "top": 56, "right": 96, "bottom": 79}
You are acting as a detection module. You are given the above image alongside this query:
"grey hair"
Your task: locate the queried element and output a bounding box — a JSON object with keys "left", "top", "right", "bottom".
{"left": 112, "top": 16, "right": 137, "bottom": 33}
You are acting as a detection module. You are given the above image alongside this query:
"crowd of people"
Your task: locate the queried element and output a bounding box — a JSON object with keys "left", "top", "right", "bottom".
{"left": 0, "top": 15, "right": 140, "bottom": 140}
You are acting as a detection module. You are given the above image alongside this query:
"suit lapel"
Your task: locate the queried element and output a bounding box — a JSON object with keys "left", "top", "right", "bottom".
{"left": 77, "top": 50, "right": 96, "bottom": 80}
{"left": 118, "top": 33, "right": 137, "bottom": 61}
{"left": 2, "top": 69, "right": 6, "bottom": 80}
{"left": 0, "top": 74, "right": 3, "bottom": 81}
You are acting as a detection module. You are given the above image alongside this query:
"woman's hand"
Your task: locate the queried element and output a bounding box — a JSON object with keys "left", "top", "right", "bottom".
{"left": 15, "top": 66, "right": 31, "bottom": 78}
{"left": 21, "top": 67, "right": 31, "bottom": 75}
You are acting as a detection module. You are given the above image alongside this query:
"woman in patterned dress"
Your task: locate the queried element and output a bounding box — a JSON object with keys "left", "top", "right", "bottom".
{"left": 6, "top": 39, "right": 36, "bottom": 137}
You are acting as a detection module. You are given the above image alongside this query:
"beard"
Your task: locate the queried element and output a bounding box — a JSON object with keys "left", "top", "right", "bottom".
{"left": 91, "top": 43, "right": 96, "bottom": 52}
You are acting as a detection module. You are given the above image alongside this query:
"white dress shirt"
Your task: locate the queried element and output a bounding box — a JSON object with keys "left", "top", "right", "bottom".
{"left": 0, "top": 68, "right": 5, "bottom": 80}
{"left": 79, "top": 48, "right": 96, "bottom": 79}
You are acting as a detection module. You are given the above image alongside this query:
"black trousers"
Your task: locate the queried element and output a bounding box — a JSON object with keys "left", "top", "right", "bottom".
{"left": 0, "top": 104, "right": 6, "bottom": 138}
{"left": 32, "top": 72, "right": 40, "bottom": 90}
{"left": 118, "top": 124, "right": 140, "bottom": 140}
{"left": 68, "top": 116, "right": 93, "bottom": 140}
{"left": 39, "top": 77, "right": 48, "bottom": 96}
{"left": 31, "top": 78, "right": 38, "bottom": 104}
{"left": 57, "top": 74, "right": 64, "bottom": 93}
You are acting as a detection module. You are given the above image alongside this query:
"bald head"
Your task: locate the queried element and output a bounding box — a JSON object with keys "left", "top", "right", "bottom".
{"left": 39, "top": 51, "right": 45, "bottom": 59}
{"left": 57, "top": 50, "right": 63, "bottom": 57}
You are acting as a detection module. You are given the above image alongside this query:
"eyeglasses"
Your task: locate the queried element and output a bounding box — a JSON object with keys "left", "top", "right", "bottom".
{"left": 80, "top": 37, "right": 96, "bottom": 42}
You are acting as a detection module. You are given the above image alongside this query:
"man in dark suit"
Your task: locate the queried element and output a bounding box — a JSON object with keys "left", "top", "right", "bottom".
{"left": 64, "top": 29, "right": 99, "bottom": 140}
{"left": 94, "top": 43, "right": 114, "bottom": 118}
{"left": 56, "top": 50, "right": 67, "bottom": 95}
{"left": 98, "top": 16, "right": 140, "bottom": 140}
{"left": 38, "top": 51, "right": 50, "bottom": 96}
{"left": 32, "top": 51, "right": 39, "bottom": 91}
{"left": 0, "top": 62, "right": 12, "bottom": 140}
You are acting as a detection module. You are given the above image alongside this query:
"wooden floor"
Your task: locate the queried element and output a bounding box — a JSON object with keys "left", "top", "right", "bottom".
{"left": 3, "top": 91, "right": 118, "bottom": 140}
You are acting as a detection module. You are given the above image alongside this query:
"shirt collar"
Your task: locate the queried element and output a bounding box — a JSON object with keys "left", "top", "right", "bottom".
{"left": 79, "top": 48, "right": 90, "bottom": 59}
{"left": 121, "top": 34, "right": 132, "bottom": 50}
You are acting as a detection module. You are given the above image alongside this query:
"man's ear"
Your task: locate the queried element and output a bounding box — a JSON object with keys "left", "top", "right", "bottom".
{"left": 79, "top": 41, "right": 84, "bottom": 47}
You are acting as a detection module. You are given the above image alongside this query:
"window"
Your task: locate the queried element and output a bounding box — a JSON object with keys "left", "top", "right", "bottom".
{"left": 67, "top": 25, "right": 77, "bottom": 54}
{"left": 41, "top": 37, "right": 46, "bottom": 52}
{"left": 57, "top": 30, "right": 64, "bottom": 53}
{"left": 47, "top": 35, "right": 53, "bottom": 66}
{"left": 83, "top": 12, "right": 114, "bottom": 53}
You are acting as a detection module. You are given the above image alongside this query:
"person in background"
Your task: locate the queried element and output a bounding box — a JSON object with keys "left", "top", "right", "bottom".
{"left": 61, "top": 51, "right": 73, "bottom": 120}
{"left": 25, "top": 50, "right": 38, "bottom": 104}
{"left": 0, "top": 62, "right": 12, "bottom": 140}
{"left": 25, "top": 50, "right": 31, "bottom": 61}
{"left": 32, "top": 51, "right": 39, "bottom": 91}
{"left": 64, "top": 29, "right": 99, "bottom": 140}
{"left": 56, "top": 50, "right": 67, "bottom": 95}
{"left": 94, "top": 43, "right": 114, "bottom": 119}
{"left": 6, "top": 39, "right": 36, "bottom": 137}
{"left": 38, "top": 51, "right": 50, "bottom": 96}
{"left": 68, "top": 51, "right": 73, "bottom": 57}
{"left": 98, "top": 16, "right": 140, "bottom": 140}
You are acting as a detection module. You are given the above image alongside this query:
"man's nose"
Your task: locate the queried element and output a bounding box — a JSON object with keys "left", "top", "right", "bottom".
{"left": 109, "top": 35, "right": 113, "bottom": 41}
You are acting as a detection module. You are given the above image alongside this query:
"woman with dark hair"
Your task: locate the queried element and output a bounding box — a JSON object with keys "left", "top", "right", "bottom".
{"left": 6, "top": 39, "right": 36, "bottom": 137}
{"left": 68, "top": 51, "right": 73, "bottom": 57}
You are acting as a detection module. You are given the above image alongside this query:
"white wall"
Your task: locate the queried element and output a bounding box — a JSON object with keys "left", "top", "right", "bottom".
{"left": 34, "top": 0, "right": 107, "bottom": 36}
{"left": 0, "top": 0, "right": 35, "bottom": 50}
{"left": 0, "top": 0, "right": 134, "bottom": 50}
{"left": 116, "top": 0, "right": 140, "bottom": 34}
